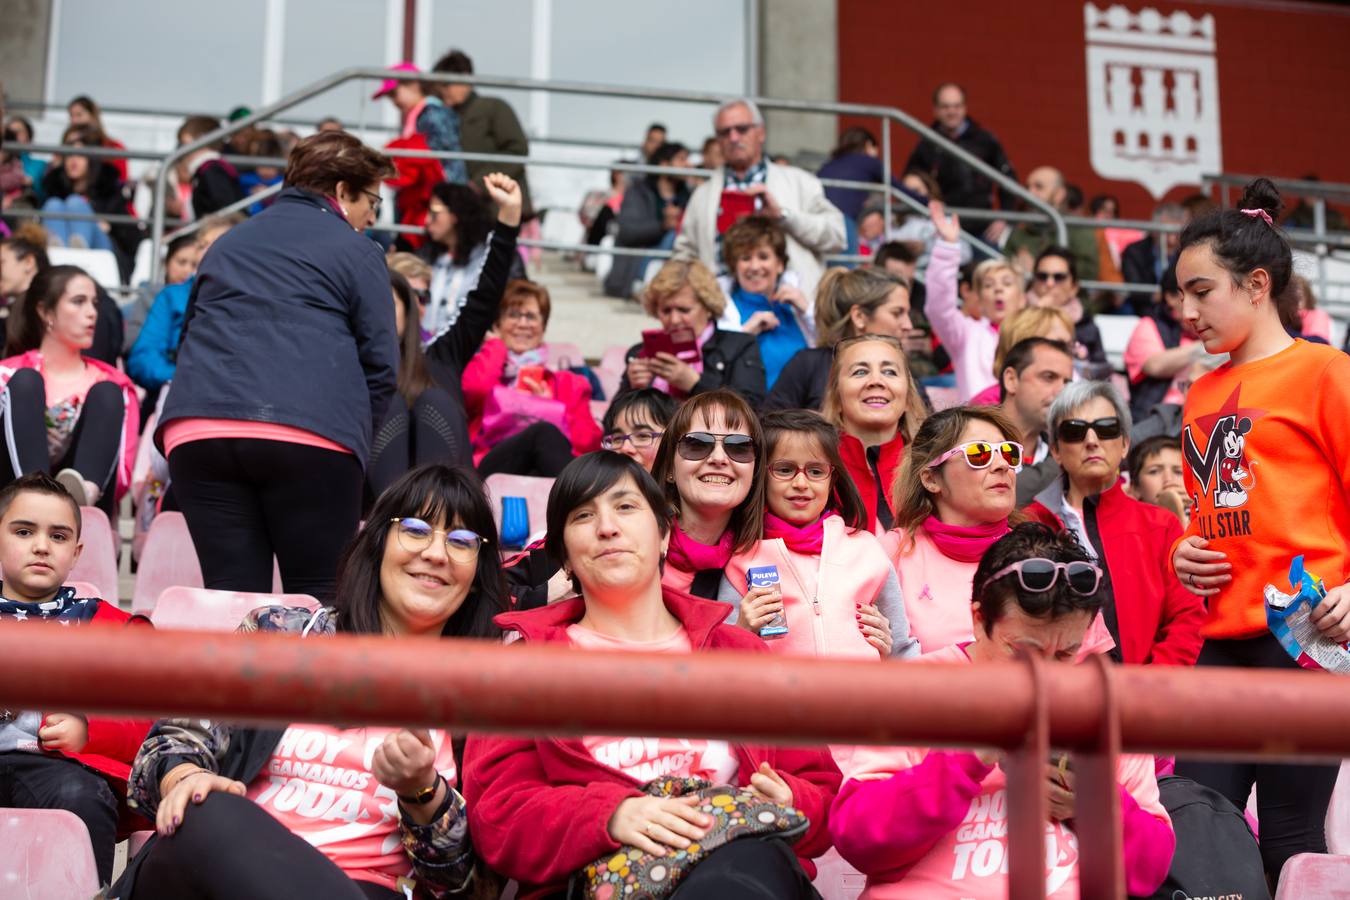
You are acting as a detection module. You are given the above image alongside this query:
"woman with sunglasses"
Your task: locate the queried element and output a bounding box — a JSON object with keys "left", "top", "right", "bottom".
{"left": 649, "top": 390, "right": 766, "bottom": 599}
{"left": 830, "top": 523, "right": 1175, "bottom": 899}
{"left": 719, "top": 409, "right": 918, "bottom": 660}
{"left": 823, "top": 333, "right": 928, "bottom": 533}
{"left": 1027, "top": 247, "right": 1106, "bottom": 368}
{"left": 464, "top": 451, "right": 839, "bottom": 900}
{"left": 884, "top": 406, "right": 1115, "bottom": 656}
{"left": 461, "top": 279, "right": 601, "bottom": 478}
{"left": 1023, "top": 380, "right": 1204, "bottom": 665}
{"left": 115, "top": 464, "right": 506, "bottom": 899}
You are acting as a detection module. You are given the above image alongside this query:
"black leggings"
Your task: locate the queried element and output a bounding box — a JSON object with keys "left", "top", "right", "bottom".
{"left": 1175, "top": 633, "right": 1340, "bottom": 885}
{"left": 477, "top": 421, "right": 574, "bottom": 478}
{"left": 128, "top": 792, "right": 399, "bottom": 899}
{"left": 0, "top": 751, "right": 119, "bottom": 886}
{"left": 367, "top": 387, "right": 472, "bottom": 498}
{"left": 1, "top": 367, "right": 123, "bottom": 515}
{"left": 167, "top": 438, "right": 363, "bottom": 603}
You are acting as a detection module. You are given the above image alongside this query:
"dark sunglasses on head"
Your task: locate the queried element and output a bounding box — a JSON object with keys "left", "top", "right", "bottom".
{"left": 676, "top": 431, "right": 756, "bottom": 464}
{"left": 1034, "top": 271, "right": 1072, "bottom": 283}
{"left": 1057, "top": 417, "right": 1122, "bottom": 443}
{"left": 989, "top": 558, "right": 1103, "bottom": 595}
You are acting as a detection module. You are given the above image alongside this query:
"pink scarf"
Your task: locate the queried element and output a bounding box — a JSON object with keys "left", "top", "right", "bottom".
{"left": 666, "top": 520, "right": 734, "bottom": 573}
{"left": 763, "top": 511, "right": 831, "bottom": 555}
{"left": 922, "top": 515, "right": 1009, "bottom": 563}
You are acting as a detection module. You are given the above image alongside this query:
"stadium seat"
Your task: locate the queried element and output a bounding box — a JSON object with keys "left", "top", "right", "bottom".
{"left": 0, "top": 808, "right": 101, "bottom": 898}
{"left": 590, "top": 398, "right": 609, "bottom": 428}
{"left": 131, "top": 512, "right": 203, "bottom": 615}
{"left": 812, "top": 846, "right": 866, "bottom": 900}
{"left": 545, "top": 342, "right": 586, "bottom": 370}
{"left": 484, "top": 473, "right": 554, "bottom": 546}
{"left": 594, "top": 365, "right": 621, "bottom": 403}
{"left": 150, "top": 586, "right": 320, "bottom": 632}
{"left": 69, "top": 506, "right": 119, "bottom": 604}
{"left": 1095, "top": 314, "right": 1140, "bottom": 373}
{"left": 65, "top": 581, "right": 101, "bottom": 599}
{"left": 598, "top": 344, "right": 629, "bottom": 376}
{"left": 926, "top": 385, "right": 961, "bottom": 412}
{"left": 46, "top": 246, "right": 122, "bottom": 291}
{"left": 128, "top": 238, "right": 153, "bottom": 286}
{"left": 1327, "top": 760, "right": 1350, "bottom": 854}
{"left": 1275, "top": 853, "right": 1350, "bottom": 899}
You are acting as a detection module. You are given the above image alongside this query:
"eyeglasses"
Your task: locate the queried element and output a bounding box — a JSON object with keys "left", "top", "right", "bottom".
{"left": 768, "top": 461, "right": 832, "bottom": 482}
{"left": 502, "top": 308, "right": 542, "bottom": 323}
{"left": 676, "top": 432, "right": 756, "bottom": 464}
{"left": 390, "top": 517, "right": 488, "bottom": 562}
{"left": 989, "top": 558, "right": 1103, "bottom": 596}
{"left": 601, "top": 430, "right": 663, "bottom": 450}
{"left": 715, "top": 123, "right": 757, "bottom": 139}
{"left": 1056, "top": 417, "right": 1122, "bottom": 443}
{"left": 1034, "top": 271, "right": 1072, "bottom": 283}
{"left": 927, "top": 440, "right": 1024, "bottom": 472}
{"left": 361, "top": 189, "right": 383, "bottom": 216}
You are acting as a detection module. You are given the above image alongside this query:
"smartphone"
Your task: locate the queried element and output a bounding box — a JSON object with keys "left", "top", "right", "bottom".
{"left": 716, "top": 190, "right": 758, "bottom": 234}
{"left": 516, "top": 365, "right": 547, "bottom": 391}
{"left": 640, "top": 328, "right": 700, "bottom": 363}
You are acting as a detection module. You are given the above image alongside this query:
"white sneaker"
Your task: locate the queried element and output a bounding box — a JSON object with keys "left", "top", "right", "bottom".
{"left": 55, "top": 469, "right": 89, "bottom": 506}
{"left": 67, "top": 234, "right": 89, "bottom": 249}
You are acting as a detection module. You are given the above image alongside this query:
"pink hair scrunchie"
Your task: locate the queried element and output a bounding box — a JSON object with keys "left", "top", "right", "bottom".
{"left": 1240, "top": 208, "right": 1274, "bottom": 226}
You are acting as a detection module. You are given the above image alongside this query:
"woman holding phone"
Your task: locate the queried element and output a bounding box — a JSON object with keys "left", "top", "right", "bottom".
{"left": 619, "top": 259, "right": 767, "bottom": 407}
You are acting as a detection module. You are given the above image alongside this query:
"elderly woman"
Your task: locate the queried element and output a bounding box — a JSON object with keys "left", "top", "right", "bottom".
{"left": 766, "top": 266, "right": 913, "bottom": 412}
{"left": 463, "top": 451, "right": 840, "bottom": 900}
{"left": 830, "top": 523, "right": 1175, "bottom": 899}
{"left": 112, "top": 464, "right": 508, "bottom": 899}
{"left": 1022, "top": 380, "right": 1205, "bottom": 665}
{"left": 461, "top": 279, "right": 600, "bottom": 477}
{"left": 650, "top": 389, "right": 766, "bottom": 598}
{"left": 823, "top": 334, "right": 928, "bottom": 532}
{"left": 883, "top": 406, "right": 1115, "bottom": 656}
{"left": 619, "top": 259, "right": 766, "bottom": 407}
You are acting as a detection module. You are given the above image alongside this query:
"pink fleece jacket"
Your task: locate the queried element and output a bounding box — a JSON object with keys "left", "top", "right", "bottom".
{"left": 828, "top": 645, "right": 1174, "bottom": 899}
{"left": 923, "top": 239, "right": 998, "bottom": 401}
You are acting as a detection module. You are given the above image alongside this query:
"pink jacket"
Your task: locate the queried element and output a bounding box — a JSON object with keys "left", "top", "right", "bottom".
{"left": 923, "top": 239, "right": 998, "bottom": 401}
{"left": 719, "top": 514, "right": 919, "bottom": 659}
{"left": 461, "top": 338, "right": 601, "bottom": 465}
{"left": 0, "top": 351, "right": 139, "bottom": 500}
{"left": 829, "top": 645, "right": 1174, "bottom": 898}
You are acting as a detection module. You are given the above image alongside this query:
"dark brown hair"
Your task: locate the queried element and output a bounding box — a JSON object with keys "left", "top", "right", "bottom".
{"left": 283, "top": 131, "right": 395, "bottom": 198}
{"left": 0, "top": 472, "right": 81, "bottom": 538}
{"left": 6, "top": 265, "right": 93, "bottom": 356}
{"left": 177, "top": 115, "right": 223, "bottom": 149}
{"left": 390, "top": 269, "right": 436, "bottom": 407}
{"left": 760, "top": 409, "right": 867, "bottom": 531}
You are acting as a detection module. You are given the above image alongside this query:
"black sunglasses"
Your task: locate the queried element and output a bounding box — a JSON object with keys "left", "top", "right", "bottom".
{"left": 1035, "top": 271, "right": 1072, "bottom": 283}
{"left": 1056, "top": 417, "right": 1122, "bottom": 443}
{"left": 715, "top": 123, "right": 757, "bottom": 139}
{"left": 676, "top": 432, "right": 756, "bottom": 464}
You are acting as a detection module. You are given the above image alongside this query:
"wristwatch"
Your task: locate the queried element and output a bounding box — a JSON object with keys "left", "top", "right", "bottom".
{"left": 397, "top": 774, "right": 442, "bottom": 806}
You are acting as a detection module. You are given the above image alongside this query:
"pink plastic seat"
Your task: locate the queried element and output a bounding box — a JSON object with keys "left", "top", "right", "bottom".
{"left": 1327, "top": 760, "right": 1350, "bottom": 854}
{"left": 484, "top": 473, "right": 554, "bottom": 546}
{"left": 590, "top": 398, "right": 610, "bottom": 428}
{"left": 926, "top": 385, "right": 961, "bottom": 412}
{"left": 125, "top": 829, "right": 153, "bottom": 858}
{"left": 0, "top": 808, "right": 100, "bottom": 897}
{"left": 544, "top": 342, "right": 585, "bottom": 370}
{"left": 594, "top": 366, "right": 621, "bottom": 403}
{"left": 150, "top": 587, "right": 320, "bottom": 632}
{"left": 131, "top": 512, "right": 203, "bottom": 615}
{"left": 599, "top": 344, "right": 629, "bottom": 376}
{"left": 1275, "top": 853, "right": 1350, "bottom": 899}
{"left": 65, "top": 581, "right": 101, "bottom": 600}
{"left": 69, "top": 506, "right": 119, "bottom": 603}
{"left": 812, "top": 846, "right": 867, "bottom": 900}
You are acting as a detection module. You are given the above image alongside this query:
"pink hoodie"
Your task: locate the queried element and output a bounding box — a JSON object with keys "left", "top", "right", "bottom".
{"left": 923, "top": 239, "right": 999, "bottom": 402}
{"left": 829, "top": 645, "right": 1174, "bottom": 899}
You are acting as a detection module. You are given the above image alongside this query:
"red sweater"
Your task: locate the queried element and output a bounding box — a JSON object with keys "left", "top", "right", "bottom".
{"left": 461, "top": 589, "right": 842, "bottom": 899}
{"left": 1024, "top": 483, "right": 1205, "bottom": 666}
{"left": 383, "top": 133, "right": 445, "bottom": 251}
{"left": 839, "top": 431, "right": 906, "bottom": 533}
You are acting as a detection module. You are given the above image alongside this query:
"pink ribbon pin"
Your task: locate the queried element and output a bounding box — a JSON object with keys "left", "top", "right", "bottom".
{"left": 1240, "top": 208, "right": 1274, "bottom": 226}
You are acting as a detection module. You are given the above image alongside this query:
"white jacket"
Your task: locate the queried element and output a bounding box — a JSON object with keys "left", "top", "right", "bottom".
{"left": 674, "top": 163, "right": 846, "bottom": 296}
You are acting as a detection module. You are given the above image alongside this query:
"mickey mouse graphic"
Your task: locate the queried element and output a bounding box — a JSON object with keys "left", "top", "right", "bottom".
{"left": 1183, "top": 385, "right": 1266, "bottom": 511}
{"left": 1215, "top": 416, "right": 1253, "bottom": 508}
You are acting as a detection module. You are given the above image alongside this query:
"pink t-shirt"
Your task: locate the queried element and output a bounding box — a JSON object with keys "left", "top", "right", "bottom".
{"left": 246, "top": 723, "right": 457, "bottom": 892}
{"left": 836, "top": 646, "right": 1167, "bottom": 900}
{"left": 164, "top": 418, "right": 353, "bottom": 457}
{"left": 567, "top": 624, "right": 739, "bottom": 784}
{"left": 1122, "top": 317, "right": 1195, "bottom": 406}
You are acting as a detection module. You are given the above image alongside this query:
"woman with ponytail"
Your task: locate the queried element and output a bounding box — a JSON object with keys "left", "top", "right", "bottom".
{"left": 1171, "top": 177, "right": 1350, "bottom": 887}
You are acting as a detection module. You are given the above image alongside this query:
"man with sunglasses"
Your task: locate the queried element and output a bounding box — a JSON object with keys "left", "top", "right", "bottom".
{"left": 1025, "top": 381, "right": 1205, "bottom": 665}
{"left": 674, "top": 98, "right": 845, "bottom": 296}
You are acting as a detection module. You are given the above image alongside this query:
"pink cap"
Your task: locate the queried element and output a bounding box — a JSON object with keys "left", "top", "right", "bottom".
{"left": 372, "top": 62, "right": 422, "bottom": 99}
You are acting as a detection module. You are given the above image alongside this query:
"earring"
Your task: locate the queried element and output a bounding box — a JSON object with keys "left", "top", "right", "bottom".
{"left": 340, "top": 206, "right": 351, "bottom": 220}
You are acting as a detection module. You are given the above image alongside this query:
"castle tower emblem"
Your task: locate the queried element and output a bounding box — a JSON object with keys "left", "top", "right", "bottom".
{"left": 1084, "top": 4, "right": 1223, "bottom": 198}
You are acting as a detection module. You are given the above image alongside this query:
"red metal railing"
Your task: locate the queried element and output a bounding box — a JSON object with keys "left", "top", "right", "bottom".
{"left": 3, "top": 625, "right": 1348, "bottom": 899}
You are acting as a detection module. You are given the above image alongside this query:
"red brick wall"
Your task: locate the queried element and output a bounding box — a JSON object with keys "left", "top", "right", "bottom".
{"left": 836, "top": 0, "right": 1350, "bottom": 218}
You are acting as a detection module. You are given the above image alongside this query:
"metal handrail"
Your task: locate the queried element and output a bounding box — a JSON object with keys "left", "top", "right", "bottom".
{"left": 1203, "top": 172, "right": 1350, "bottom": 204}
{"left": 147, "top": 67, "right": 1069, "bottom": 284}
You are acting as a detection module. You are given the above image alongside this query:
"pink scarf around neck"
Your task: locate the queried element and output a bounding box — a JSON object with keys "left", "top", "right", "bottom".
{"left": 763, "top": 510, "right": 831, "bottom": 555}
{"left": 922, "top": 515, "right": 1010, "bottom": 563}
{"left": 666, "top": 520, "right": 735, "bottom": 573}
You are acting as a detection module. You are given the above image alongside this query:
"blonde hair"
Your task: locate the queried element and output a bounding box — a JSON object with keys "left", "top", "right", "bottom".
{"left": 890, "top": 405, "right": 1022, "bottom": 550}
{"left": 991, "top": 306, "right": 1074, "bottom": 378}
{"left": 813, "top": 266, "right": 908, "bottom": 345}
{"left": 972, "top": 258, "right": 1019, "bottom": 293}
{"left": 821, "top": 335, "right": 928, "bottom": 444}
{"left": 642, "top": 259, "right": 726, "bottom": 318}
{"left": 387, "top": 251, "right": 432, "bottom": 284}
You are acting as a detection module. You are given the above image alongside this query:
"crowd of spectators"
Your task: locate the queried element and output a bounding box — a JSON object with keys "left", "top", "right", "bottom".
{"left": 0, "top": 60, "right": 1348, "bottom": 900}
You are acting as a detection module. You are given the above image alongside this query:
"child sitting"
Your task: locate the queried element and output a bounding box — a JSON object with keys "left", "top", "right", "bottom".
{"left": 0, "top": 472, "right": 152, "bottom": 886}
{"left": 176, "top": 115, "right": 245, "bottom": 219}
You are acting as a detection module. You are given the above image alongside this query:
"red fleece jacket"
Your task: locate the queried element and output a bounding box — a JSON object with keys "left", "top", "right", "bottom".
{"left": 461, "top": 588, "right": 842, "bottom": 899}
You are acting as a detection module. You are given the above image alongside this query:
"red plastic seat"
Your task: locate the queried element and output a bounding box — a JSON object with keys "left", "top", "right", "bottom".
{"left": 150, "top": 587, "right": 320, "bottom": 632}
{"left": 69, "top": 506, "right": 119, "bottom": 603}
{"left": 0, "top": 808, "right": 100, "bottom": 898}
{"left": 483, "top": 473, "right": 554, "bottom": 547}
{"left": 1275, "top": 853, "right": 1350, "bottom": 899}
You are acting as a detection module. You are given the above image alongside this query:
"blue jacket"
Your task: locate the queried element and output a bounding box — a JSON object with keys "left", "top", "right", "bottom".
{"left": 127, "top": 278, "right": 193, "bottom": 390}
{"left": 158, "top": 187, "right": 398, "bottom": 466}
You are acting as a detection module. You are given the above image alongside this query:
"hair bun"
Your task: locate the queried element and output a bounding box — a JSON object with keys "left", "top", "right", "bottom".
{"left": 1238, "top": 177, "right": 1283, "bottom": 222}
{"left": 11, "top": 222, "right": 49, "bottom": 247}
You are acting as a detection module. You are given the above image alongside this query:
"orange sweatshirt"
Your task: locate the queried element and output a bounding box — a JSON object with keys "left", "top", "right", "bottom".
{"left": 1178, "top": 340, "right": 1350, "bottom": 639}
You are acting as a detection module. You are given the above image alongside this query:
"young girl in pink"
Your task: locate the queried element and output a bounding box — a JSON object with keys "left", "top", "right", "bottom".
{"left": 720, "top": 409, "right": 918, "bottom": 659}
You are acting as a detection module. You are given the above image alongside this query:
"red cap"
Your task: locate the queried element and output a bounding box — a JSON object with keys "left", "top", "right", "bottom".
{"left": 372, "top": 62, "right": 422, "bottom": 99}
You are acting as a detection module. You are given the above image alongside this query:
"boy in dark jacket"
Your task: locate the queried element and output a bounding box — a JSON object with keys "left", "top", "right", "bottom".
{"left": 0, "top": 472, "right": 152, "bottom": 885}
{"left": 178, "top": 115, "right": 246, "bottom": 219}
